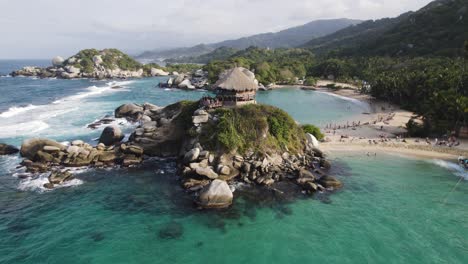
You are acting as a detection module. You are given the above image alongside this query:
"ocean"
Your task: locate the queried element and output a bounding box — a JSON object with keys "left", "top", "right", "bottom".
{"left": 0, "top": 60, "right": 466, "bottom": 263}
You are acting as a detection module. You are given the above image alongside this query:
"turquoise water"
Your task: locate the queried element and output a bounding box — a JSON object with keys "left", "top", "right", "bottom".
{"left": 0, "top": 61, "right": 466, "bottom": 263}
{"left": 1, "top": 154, "right": 466, "bottom": 263}
{"left": 257, "top": 88, "right": 369, "bottom": 126}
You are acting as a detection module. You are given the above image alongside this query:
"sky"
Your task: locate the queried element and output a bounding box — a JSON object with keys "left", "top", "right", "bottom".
{"left": 0, "top": 0, "right": 434, "bottom": 59}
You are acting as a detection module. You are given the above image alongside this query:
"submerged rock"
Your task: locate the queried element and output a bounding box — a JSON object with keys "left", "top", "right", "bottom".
{"left": 318, "top": 175, "right": 343, "bottom": 189}
{"left": 198, "top": 179, "right": 233, "bottom": 209}
{"left": 0, "top": 143, "right": 19, "bottom": 155}
{"left": 158, "top": 221, "right": 184, "bottom": 239}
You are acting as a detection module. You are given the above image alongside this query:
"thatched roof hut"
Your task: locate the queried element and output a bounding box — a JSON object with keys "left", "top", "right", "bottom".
{"left": 214, "top": 67, "right": 258, "bottom": 92}
{"left": 211, "top": 67, "right": 259, "bottom": 107}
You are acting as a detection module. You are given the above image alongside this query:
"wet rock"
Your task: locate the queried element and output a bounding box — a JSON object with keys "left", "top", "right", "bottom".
{"left": 99, "top": 126, "right": 124, "bottom": 146}
{"left": 48, "top": 170, "right": 74, "bottom": 185}
{"left": 43, "top": 182, "right": 55, "bottom": 189}
{"left": 198, "top": 179, "right": 233, "bottom": 209}
{"left": 115, "top": 103, "right": 144, "bottom": 120}
{"left": 298, "top": 169, "right": 316, "bottom": 180}
{"left": 318, "top": 175, "right": 343, "bottom": 189}
{"left": 0, "top": 143, "right": 19, "bottom": 155}
{"left": 183, "top": 148, "right": 200, "bottom": 164}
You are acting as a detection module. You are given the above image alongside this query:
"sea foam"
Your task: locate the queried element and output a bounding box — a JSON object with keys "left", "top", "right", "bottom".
{"left": 430, "top": 159, "right": 468, "bottom": 180}
{"left": 17, "top": 173, "right": 84, "bottom": 192}
{"left": 0, "top": 80, "right": 133, "bottom": 138}
{"left": 0, "top": 104, "right": 39, "bottom": 118}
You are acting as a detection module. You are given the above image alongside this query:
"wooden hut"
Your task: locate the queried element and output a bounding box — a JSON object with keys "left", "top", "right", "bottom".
{"left": 213, "top": 67, "right": 258, "bottom": 107}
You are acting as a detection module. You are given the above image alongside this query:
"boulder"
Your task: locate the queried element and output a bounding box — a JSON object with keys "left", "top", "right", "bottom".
{"left": 173, "top": 74, "right": 186, "bottom": 85}
{"left": 115, "top": 103, "right": 144, "bottom": 120}
{"left": 218, "top": 165, "right": 231, "bottom": 176}
{"left": 178, "top": 79, "right": 195, "bottom": 89}
{"left": 195, "top": 167, "right": 218, "bottom": 179}
{"left": 52, "top": 56, "right": 64, "bottom": 67}
{"left": 48, "top": 170, "right": 74, "bottom": 185}
{"left": 0, "top": 143, "right": 19, "bottom": 155}
{"left": 20, "top": 138, "right": 65, "bottom": 160}
{"left": 299, "top": 169, "right": 316, "bottom": 180}
{"left": 64, "top": 65, "right": 80, "bottom": 74}
{"left": 150, "top": 68, "right": 169, "bottom": 76}
{"left": 98, "top": 126, "right": 124, "bottom": 146}
{"left": 183, "top": 148, "right": 200, "bottom": 164}
{"left": 306, "top": 133, "right": 320, "bottom": 148}
{"left": 318, "top": 175, "right": 343, "bottom": 189}
{"left": 192, "top": 114, "right": 209, "bottom": 124}
{"left": 198, "top": 179, "right": 233, "bottom": 209}
{"left": 93, "top": 55, "right": 103, "bottom": 65}
{"left": 71, "top": 140, "right": 84, "bottom": 146}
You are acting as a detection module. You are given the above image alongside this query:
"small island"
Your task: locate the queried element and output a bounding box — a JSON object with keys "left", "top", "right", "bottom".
{"left": 10, "top": 49, "right": 170, "bottom": 79}
{"left": 13, "top": 67, "right": 341, "bottom": 208}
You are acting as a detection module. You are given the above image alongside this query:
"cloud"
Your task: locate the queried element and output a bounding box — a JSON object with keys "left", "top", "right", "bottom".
{"left": 0, "top": 0, "right": 433, "bottom": 58}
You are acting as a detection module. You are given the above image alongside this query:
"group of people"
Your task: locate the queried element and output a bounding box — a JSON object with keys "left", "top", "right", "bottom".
{"left": 428, "top": 136, "right": 461, "bottom": 148}
{"left": 200, "top": 96, "right": 222, "bottom": 109}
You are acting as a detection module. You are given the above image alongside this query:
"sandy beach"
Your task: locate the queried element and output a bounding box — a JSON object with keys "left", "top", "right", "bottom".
{"left": 274, "top": 81, "right": 468, "bottom": 160}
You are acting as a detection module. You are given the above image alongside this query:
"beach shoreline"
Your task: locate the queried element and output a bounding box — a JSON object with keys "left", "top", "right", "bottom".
{"left": 273, "top": 81, "right": 468, "bottom": 161}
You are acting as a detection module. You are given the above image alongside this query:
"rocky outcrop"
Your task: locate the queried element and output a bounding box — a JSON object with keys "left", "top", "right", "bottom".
{"left": 197, "top": 179, "right": 233, "bottom": 208}
{"left": 0, "top": 143, "right": 19, "bottom": 155}
{"left": 16, "top": 100, "right": 341, "bottom": 205}
{"left": 128, "top": 101, "right": 192, "bottom": 157}
{"left": 114, "top": 103, "right": 160, "bottom": 122}
{"left": 99, "top": 126, "right": 124, "bottom": 146}
{"left": 159, "top": 71, "right": 209, "bottom": 90}
{"left": 11, "top": 49, "right": 152, "bottom": 80}
{"left": 18, "top": 138, "right": 144, "bottom": 175}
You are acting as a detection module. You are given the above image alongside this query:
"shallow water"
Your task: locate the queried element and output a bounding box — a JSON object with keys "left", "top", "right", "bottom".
{"left": 0, "top": 61, "right": 466, "bottom": 263}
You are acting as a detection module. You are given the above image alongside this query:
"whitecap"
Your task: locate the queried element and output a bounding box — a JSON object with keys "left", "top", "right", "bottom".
{"left": 0, "top": 104, "right": 39, "bottom": 118}
{"left": 430, "top": 159, "right": 468, "bottom": 180}
{"left": 0, "top": 120, "right": 49, "bottom": 138}
{"left": 17, "top": 173, "right": 84, "bottom": 192}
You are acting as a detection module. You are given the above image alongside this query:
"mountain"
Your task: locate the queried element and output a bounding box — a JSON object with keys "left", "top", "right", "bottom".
{"left": 165, "top": 47, "right": 239, "bottom": 64}
{"left": 136, "top": 18, "right": 361, "bottom": 62}
{"left": 210, "top": 18, "right": 362, "bottom": 50}
{"left": 302, "top": 0, "right": 468, "bottom": 57}
{"left": 136, "top": 44, "right": 215, "bottom": 62}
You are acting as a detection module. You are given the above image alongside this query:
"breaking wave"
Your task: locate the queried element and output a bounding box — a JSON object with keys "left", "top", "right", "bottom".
{"left": 430, "top": 159, "right": 468, "bottom": 180}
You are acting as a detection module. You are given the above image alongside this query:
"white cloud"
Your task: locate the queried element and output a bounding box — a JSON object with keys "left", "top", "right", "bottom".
{"left": 0, "top": 0, "right": 433, "bottom": 58}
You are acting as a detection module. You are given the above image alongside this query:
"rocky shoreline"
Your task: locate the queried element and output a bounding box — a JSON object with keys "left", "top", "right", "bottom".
{"left": 3, "top": 100, "right": 342, "bottom": 209}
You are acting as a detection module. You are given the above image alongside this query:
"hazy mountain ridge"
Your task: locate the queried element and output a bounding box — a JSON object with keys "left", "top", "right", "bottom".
{"left": 136, "top": 18, "right": 360, "bottom": 62}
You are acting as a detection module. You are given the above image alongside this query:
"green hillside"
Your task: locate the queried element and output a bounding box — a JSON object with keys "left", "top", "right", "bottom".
{"left": 303, "top": 0, "right": 468, "bottom": 57}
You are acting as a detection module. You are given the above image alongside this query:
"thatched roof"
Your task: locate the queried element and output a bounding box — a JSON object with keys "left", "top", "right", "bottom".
{"left": 214, "top": 67, "right": 258, "bottom": 92}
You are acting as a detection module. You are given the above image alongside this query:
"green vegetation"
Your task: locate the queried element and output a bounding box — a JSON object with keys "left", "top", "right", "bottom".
{"left": 199, "top": 104, "right": 306, "bottom": 154}
{"left": 165, "top": 63, "right": 202, "bottom": 74}
{"left": 67, "top": 49, "right": 143, "bottom": 73}
{"left": 304, "top": 77, "right": 317, "bottom": 86}
{"left": 166, "top": 47, "right": 239, "bottom": 64}
{"left": 204, "top": 47, "right": 314, "bottom": 84}
{"left": 302, "top": 124, "right": 325, "bottom": 140}
{"left": 303, "top": 0, "right": 468, "bottom": 57}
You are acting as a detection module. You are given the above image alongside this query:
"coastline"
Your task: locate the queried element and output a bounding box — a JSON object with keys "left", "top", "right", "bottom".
{"left": 273, "top": 82, "right": 467, "bottom": 161}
